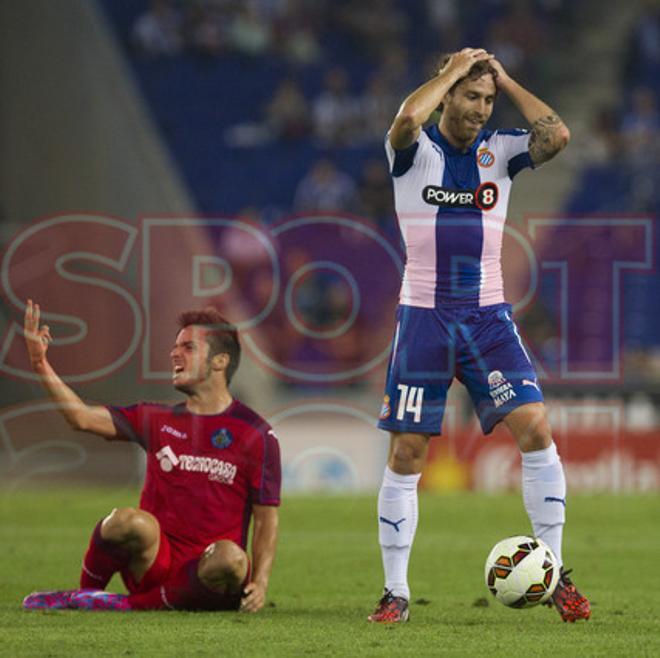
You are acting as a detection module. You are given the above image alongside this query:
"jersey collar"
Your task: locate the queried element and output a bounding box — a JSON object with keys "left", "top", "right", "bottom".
{"left": 426, "top": 124, "right": 487, "bottom": 156}
{"left": 173, "top": 399, "right": 238, "bottom": 417}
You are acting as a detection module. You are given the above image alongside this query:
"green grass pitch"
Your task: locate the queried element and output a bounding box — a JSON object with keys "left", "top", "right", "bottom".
{"left": 1, "top": 489, "right": 659, "bottom": 657}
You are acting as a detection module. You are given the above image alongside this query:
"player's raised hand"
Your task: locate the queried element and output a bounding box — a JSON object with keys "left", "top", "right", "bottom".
{"left": 441, "top": 48, "right": 493, "bottom": 80}
{"left": 24, "top": 299, "right": 52, "bottom": 367}
{"left": 239, "top": 581, "right": 266, "bottom": 613}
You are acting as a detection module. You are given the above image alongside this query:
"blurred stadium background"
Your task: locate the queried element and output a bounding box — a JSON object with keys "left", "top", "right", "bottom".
{"left": 0, "top": 0, "right": 658, "bottom": 496}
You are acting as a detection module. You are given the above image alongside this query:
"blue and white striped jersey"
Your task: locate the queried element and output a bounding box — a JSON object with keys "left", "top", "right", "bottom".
{"left": 385, "top": 124, "right": 535, "bottom": 308}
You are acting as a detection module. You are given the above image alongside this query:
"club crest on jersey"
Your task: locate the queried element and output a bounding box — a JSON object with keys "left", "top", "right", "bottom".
{"left": 379, "top": 395, "right": 391, "bottom": 420}
{"left": 422, "top": 182, "right": 498, "bottom": 211}
{"left": 211, "top": 428, "right": 234, "bottom": 449}
{"left": 477, "top": 148, "right": 495, "bottom": 167}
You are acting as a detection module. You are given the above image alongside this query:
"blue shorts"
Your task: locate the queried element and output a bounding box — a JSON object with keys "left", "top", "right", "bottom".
{"left": 378, "top": 303, "right": 543, "bottom": 435}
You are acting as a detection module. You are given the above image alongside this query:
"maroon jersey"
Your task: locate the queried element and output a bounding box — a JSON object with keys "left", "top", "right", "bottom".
{"left": 108, "top": 400, "right": 281, "bottom": 565}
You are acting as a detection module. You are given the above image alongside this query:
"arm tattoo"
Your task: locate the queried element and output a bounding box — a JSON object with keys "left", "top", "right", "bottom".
{"left": 529, "top": 112, "right": 566, "bottom": 165}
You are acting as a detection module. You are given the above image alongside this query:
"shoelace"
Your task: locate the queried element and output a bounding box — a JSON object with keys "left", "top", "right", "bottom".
{"left": 380, "top": 589, "right": 395, "bottom": 603}
{"left": 556, "top": 569, "right": 588, "bottom": 607}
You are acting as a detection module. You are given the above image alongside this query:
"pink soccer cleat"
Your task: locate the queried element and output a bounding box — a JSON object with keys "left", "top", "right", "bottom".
{"left": 69, "top": 589, "right": 131, "bottom": 611}
{"left": 23, "top": 589, "right": 80, "bottom": 610}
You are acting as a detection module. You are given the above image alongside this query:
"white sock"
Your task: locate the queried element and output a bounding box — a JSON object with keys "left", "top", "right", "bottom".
{"left": 378, "top": 466, "right": 421, "bottom": 600}
{"left": 521, "top": 442, "right": 566, "bottom": 566}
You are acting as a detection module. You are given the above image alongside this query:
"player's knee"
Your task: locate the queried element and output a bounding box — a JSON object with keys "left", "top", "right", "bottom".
{"left": 198, "top": 540, "right": 248, "bottom": 591}
{"left": 391, "top": 442, "right": 416, "bottom": 465}
{"left": 389, "top": 433, "right": 428, "bottom": 470}
{"left": 101, "top": 507, "right": 159, "bottom": 545}
{"left": 526, "top": 431, "right": 552, "bottom": 452}
{"left": 517, "top": 412, "right": 553, "bottom": 453}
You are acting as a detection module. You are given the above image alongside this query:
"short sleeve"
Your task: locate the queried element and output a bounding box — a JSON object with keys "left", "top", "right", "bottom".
{"left": 493, "top": 129, "right": 536, "bottom": 179}
{"left": 385, "top": 134, "right": 420, "bottom": 178}
{"left": 250, "top": 427, "right": 281, "bottom": 506}
{"left": 106, "top": 404, "right": 149, "bottom": 449}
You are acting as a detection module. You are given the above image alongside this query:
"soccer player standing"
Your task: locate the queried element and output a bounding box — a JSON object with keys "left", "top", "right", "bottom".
{"left": 22, "top": 300, "right": 280, "bottom": 612}
{"left": 368, "top": 48, "right": 590, "bottom": 623}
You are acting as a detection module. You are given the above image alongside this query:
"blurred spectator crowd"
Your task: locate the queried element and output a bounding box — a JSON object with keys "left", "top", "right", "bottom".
{"left": 573, "top": 0, "right": 660, "bottom": 215}
{"left": 131, "top": 0, "right": 575, "bottom": 148}
{"left": 101, "top": 0, "right": 659, "bottom": 386}
{"left": 132, "top": 0, "right": 572, "bottom": 69}
{"left": 132, "top": 0, "right": 324, "bottom": 64}
{"left": 123, "top": 0, "right": 580, "bottom": 221}
{"left": 558, "top": 1, "right": 660, "bottom": 382}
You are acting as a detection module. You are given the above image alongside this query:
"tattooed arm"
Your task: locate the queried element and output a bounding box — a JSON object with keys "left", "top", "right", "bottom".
{"left": 490, "top": 59, "right": 570, "bottom": 165}
{"left": 527, "top": 113, "right": 569, "bottom": 165}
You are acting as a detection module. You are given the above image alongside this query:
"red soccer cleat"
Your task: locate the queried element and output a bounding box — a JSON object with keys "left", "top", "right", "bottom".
{"left": 547, "top": 568, "right": 591, "bottom": 622}
{"left": 368, "top": 589, "right": 410, "bottom": 623}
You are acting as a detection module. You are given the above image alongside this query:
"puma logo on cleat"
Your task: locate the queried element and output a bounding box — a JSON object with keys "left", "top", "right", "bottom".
{"left": 379, "top": 516, "right": 406, "bottom": 532}
{"left": 544, "top": 496, "right": 566, "bottom": 506}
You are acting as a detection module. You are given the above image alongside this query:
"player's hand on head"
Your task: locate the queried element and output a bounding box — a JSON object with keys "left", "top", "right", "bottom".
{"left": 24, "top": 299, "right": 52, "bottom": 366}
{"left": 442, "top": 48, "right": 493, "bottom": 79}
{"left": 239, "top": 581, "right": 266, "bottom": 613}
{"left": 489, "top": 58, "right": 511, "bottom": 88}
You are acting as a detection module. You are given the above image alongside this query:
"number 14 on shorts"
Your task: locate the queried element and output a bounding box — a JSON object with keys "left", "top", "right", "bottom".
{"left": 396, "top": 384, "right": 424, "bottom": 423}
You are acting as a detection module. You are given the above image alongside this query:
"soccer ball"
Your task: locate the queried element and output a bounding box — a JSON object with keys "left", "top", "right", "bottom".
{"left": 484, "top": 536, "right": 559, "bottom": 608}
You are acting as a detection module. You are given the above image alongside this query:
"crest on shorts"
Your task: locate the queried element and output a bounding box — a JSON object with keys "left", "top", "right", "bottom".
{"left": 379, "top": 395, "right": 391, "bottom": 420}
{"left": 477, "top": 148, "right": 495, "bottom": 167}
{"left": 487, "top": 371, "right": 517, "bottom": 408}
{"left": 487, "top": 370, "right": 506, "bottom": 388}
{"left": 211, "top": 428, "right": 233, "bottom": 449}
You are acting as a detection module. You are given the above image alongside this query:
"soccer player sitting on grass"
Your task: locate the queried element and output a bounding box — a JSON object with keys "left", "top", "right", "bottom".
{"left": 22, "top": 300, "right": 280, "bottom": 612}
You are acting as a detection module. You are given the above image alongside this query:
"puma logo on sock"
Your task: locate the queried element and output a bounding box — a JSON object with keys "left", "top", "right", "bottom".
{"left": 379, "top": 516, "right": 406, "bottom": 532}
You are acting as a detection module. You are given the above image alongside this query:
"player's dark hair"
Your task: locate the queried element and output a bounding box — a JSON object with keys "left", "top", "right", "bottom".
{"left": 435, "top": 54, "right": 498, "bottom": 113}
{"left": 177, "top": 307, "right": 241, "bottom": 384}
